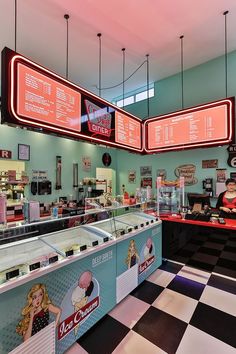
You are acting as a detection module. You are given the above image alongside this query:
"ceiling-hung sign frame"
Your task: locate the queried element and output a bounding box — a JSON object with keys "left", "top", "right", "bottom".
{"left": 1, "top": 48, "right": 234, "bottom": 155}
{"left": 1, "top": 47, "right": 143, "bottom": 153}
{"left": 143, "top": 97, "right": 235, "bottom": 153}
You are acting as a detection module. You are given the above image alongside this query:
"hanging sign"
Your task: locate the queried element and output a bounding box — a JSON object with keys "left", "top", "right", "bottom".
{"left": 144, "top": 98, "right": 235, "bottom": 153}
{"left": 1, "top": 47, "right": 143, "bottom": 153}
{"left": 0, "top": 150, "right": 12, "bottom": 159}
{"left": 227, "top": 145, "right": 236, "bottom": 167}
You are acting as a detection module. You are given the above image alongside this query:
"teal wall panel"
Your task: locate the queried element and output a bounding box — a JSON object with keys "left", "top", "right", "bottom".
{"left": 0, "top": 125, "right": 117, "bottom": 202}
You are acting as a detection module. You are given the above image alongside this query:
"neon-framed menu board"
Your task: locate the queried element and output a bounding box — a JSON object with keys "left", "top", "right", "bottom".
{"left": 144, "top": 98, "right": 234, "bottom": 153}
{"left": 17, "top": 63, "right": 81, "bottom": 132}
{"left": 115, "top": 111, "right": 142, "bottom": 149}
{"left": 1, "top": 47, "right": 143, "bottom": 153}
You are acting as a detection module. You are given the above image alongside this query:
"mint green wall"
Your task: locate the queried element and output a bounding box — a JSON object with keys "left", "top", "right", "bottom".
{"left": 116, "top": 145, "right": 232, "bottom": 201}
{"left": 0, "top": 125, "right": 117, "bottom": 202}
{"left": 125, "top": 50, "right": 236, "bottom": 118}
{"left": 116, "top": 50, "right": 236, "bottom": 197}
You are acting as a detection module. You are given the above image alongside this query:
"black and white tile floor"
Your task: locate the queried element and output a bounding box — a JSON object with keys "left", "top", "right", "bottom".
{"left": 66, "top": 260, "right": 236, "bottom": 354}
{"left": 171, "top": 230, "right": 236, "bottom": 278}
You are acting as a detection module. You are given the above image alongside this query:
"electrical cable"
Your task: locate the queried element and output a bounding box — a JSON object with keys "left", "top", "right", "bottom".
{"left": 94, "top": 59, "right": 147, "bottom": 91}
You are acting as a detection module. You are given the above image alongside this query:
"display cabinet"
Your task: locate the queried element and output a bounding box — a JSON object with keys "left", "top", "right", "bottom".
{"left": 0, "top": 202, "right": 162, "bottom": 354}
{"left": 0, "top": 224, "right": 112, "bottom": 286}
{"left": 87, "top": 210, "right": 158, "bottom": 238}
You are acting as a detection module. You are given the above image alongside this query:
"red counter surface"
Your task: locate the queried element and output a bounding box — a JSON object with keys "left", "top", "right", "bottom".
{"left": 161, "top": 215, "right": 236, "bottom": 231}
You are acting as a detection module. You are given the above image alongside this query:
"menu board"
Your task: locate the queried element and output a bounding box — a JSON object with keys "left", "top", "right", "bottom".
{"left": 145, "top": 100, "right": 233, "bottom": 152}
{"left": 1, "top": 47, "right": 143, "bottom": 153}
{"left": 17, "top": 63, "right": 81, "bottom": 132}
{"left": 115, "top": 112, "right": 142, "bottom": 149}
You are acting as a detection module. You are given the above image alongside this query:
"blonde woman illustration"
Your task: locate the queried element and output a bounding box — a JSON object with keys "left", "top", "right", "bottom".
{"left": 16, "top": 283, "right": 61, "bottom": 342}
{"left": 125, "top": 239, "right": 140, "bottom": 268}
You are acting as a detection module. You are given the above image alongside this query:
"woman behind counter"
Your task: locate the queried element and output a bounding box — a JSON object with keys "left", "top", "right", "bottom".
{"left": 216, "top": 178, "right": 236, "bottom": 218}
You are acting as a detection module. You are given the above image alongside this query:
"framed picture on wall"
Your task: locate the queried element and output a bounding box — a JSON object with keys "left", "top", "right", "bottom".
{"left": 18, "top": 144, "right": 30, "bottom": 161}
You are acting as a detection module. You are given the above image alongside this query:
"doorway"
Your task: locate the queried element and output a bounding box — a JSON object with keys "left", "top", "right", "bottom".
{"left": 96, "top": 168, "right": 116, "bottom": 195}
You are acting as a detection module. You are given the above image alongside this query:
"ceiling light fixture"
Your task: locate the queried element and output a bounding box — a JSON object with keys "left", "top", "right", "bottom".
{"left": 14, "top": 0, "right": 18, "bottom": 51}
{"left": 64, "top": 14, "right": 70, "bottom": 80}
{"left": 179, "top": 35, "right": 184, "bottom": 109}
{"left": 97, "top": 33, "right": 102, "bottom": 97}
{"left": 223, "top": 10, "right": 229, "bottom": 98}
{"left": 122, "top": 48, "right": 126, "bottom": 107}
{"left": 146, "top": 54, "right": 150, "bottom": 117}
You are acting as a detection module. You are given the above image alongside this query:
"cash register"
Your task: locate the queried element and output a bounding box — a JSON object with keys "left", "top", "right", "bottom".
{"left": 185, "top": 193, "right": 211, "bottom": 221}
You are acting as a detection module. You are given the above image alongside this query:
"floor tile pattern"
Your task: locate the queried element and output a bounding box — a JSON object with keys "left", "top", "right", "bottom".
{"left": 65, "top": 260, "right": 236, "bottom": 354}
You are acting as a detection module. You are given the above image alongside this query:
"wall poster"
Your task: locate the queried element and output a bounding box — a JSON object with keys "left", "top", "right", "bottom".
{"left": 56, "top": 156, "right": 62, "bottom": 190}
{"left": 140, "top": 166, "right": 152, "bottom": 177}
{"left": 156, "top": 169, "right": 167, "bottom": 181}
{"left": 141, "top": 177, "right": 152, "bottom": 188}
{"left": 174, "top": 164, "right": 197, "bottom": 186}
{"left": 216, "top": 168, "right": 227, "bottom": 183}
{"left": 202, "top": 159, "right": 218, "bottom": 168}
{"left": 82, "top": 157, "right": 91, "bottom": 172}
{"left": 128, "top": 170, "right": 136, "bottom": 183}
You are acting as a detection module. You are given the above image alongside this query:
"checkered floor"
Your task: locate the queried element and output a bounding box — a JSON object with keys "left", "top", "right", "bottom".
{"left": 170, "top": 229, "right": 236, "bottom": 278}
{"left": 65, "top": 260, "right": 236, "bottom": 354}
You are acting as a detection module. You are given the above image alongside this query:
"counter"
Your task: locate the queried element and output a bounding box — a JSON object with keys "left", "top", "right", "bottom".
{"left": 0, "top": 207, "right": 162, "bottom": 354}
{"left": 161, "top": 215, "right": 236, "bottom": 278}
{"left": 162, "top": 215, "right": 236, "bottom": 230}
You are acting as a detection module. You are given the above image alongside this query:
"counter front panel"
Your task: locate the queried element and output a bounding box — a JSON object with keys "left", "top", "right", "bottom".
{"left": 0, "top": 244, "right": 117, "bottom": 354}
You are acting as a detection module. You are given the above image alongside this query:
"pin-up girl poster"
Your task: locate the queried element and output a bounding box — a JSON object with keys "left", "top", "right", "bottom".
{"left": 16, "top": 283, "right": 61, "bottom": 342}
{"left": 125, "top": 239, "right": 140, "bottom": 269}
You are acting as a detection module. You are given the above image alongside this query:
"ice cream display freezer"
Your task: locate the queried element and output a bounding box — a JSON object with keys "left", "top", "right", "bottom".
{"left": 0, "top": 209, "right": 162, "bottom": 354}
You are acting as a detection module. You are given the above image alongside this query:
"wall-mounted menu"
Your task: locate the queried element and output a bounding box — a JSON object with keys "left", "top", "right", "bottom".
{"left": 144, "top": 99, "right": 234, "bottom": 153}
{"left": 115, "top": 112, "right": 142, "bottom": 149}
{"left": 1, "top": 47, "right": 143, "bottom": 153}
{"left": 17, "top": 63, "right": 81, "bottom": 132}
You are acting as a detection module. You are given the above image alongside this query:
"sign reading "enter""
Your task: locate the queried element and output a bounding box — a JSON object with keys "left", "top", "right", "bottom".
{"left": 0, "top": 150, "right": 12, "bottom": 159}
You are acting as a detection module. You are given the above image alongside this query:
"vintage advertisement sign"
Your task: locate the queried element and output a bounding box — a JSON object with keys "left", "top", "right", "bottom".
{"left": 128, "top": 170, "right": 136, "bottom": 183}
{"left": 0, "top": 150, "right": 12, "bottom": 159}
{"left": 202, "top": 159, "right": 218, "bottom": 168}
{"left": 140, "top": 166, "right": 152, "bottom": 177}
{"left": 227, "top": 145, "right": 236, "bottom": 167}
{"left": 141, "top": 177, "right": 152, "bottom": 188}
{"left": 82, "top": 156, "right": 91, "bottom": 172}
{"left": 174, "top": 164, "right": 197, "bottom": 186}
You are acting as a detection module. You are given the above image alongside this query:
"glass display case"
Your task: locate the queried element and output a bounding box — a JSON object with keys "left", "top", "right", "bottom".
{"left": 0, "top": 201, "right": 159, "bottom": 286}
{"left": 156, "top": 177, "right": 185, "bottom": 215}
{"left": 0, "top": 224, "right": 111, "bottom": 285}
{"left": 87, "top": 209, "right": 158, "bottom": 238}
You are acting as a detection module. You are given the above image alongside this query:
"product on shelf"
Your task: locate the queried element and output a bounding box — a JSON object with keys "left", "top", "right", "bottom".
{"left": 71, "top": 244, "right": 81, "bottom": 253}
{"left": 27, "top": 255, "right": 48, "bottom": 271}
{"left": 0, "top": 264, "right": 28, "bottom": 284}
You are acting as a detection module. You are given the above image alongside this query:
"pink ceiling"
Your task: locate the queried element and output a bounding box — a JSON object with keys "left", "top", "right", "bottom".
{"left": 1, "top": 0, "right": 236, "bottom": 101}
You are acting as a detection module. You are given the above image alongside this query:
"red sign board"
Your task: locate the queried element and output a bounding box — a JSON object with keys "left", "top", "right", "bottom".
{"left": 85, "top": 99, "right": 112, "bottom": 137}
{"left": 1, "top": 47, "right": 143, "bottom": 153}
{"left": 115, "top": 111, "right": 142, "bottom": 149}
{"left": 17, "top": 63, "right": 81, "bottom": 132}
{"left": 58, "top": 296, "right": 99, "bottom": 340}
{"left": 0, "top": 150, "right": 12, "bottom": 159}
{"left": 144, "top": 98, "right": 234, "bottom": 153}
